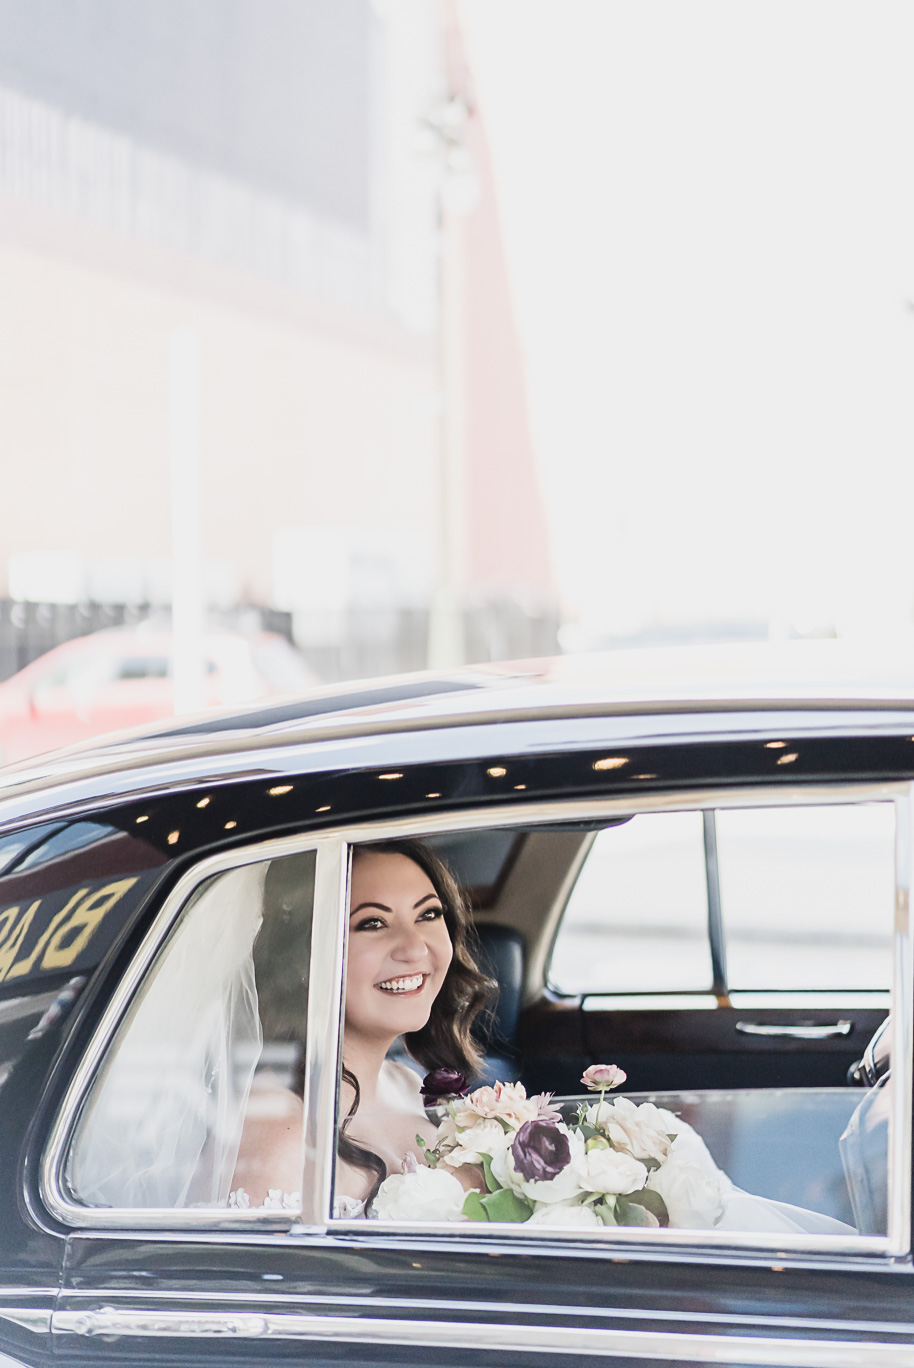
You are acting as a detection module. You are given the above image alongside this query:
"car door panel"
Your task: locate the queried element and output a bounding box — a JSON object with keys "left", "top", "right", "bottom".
{"left": 518, "top": 998, "right": 888, "bottom": 1094}
{"left": 55, "top": 1231, "right": 914, "bottom": 1367}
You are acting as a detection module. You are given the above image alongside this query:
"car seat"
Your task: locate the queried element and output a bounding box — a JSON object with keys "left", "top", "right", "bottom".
{"left": 471, "top": 923, "right": 525, "bottom": 1087}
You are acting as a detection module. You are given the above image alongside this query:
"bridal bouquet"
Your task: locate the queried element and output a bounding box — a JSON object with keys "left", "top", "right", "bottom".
{"left": 372, "top": 1065, "right": 725, "bottom": 1228}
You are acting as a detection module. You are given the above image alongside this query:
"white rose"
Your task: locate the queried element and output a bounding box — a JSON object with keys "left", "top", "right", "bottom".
{"left": 574, "top": 1146, "right": 648, "bottom": 1195}
{"left": 433, "top": 1115, "right": 459, "bottom": 1150}
{"left": 491, "top": 1123, "right": 586, "bottom": 1205}
{"left": 527, "top": 1200, "right": 603, "bottom": 1227}
{"left": 647, "top": 1158, "right": 724, "bottom": 1229}
{"left": 594, "top": 1097, "right": 672, "bottom": 1164}
{"left": 372, "top": 1167, "right": 467, "bottom": 1223}
{"left": 443, "top": 1118, "right": 511, "bottom": 1167}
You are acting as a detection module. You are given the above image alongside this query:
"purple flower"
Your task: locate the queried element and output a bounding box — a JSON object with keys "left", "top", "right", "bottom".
{"left": 511, "top": 1119, "right": 571, "bottom": 1183}
{"left": 420, "top": 1068, "right": 469, "bottom": 1103}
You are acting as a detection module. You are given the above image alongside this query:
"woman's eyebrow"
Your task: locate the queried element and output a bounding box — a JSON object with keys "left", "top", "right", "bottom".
{"left": 350, "top": 901, "right": 391, "bottom": 915}
{"left": 413, "top": 893, "right": 439, "bottom": 909}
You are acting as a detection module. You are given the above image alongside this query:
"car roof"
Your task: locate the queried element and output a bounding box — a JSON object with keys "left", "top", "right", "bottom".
{"left": 3, "top": 639, "right": 914, "bottom": 819}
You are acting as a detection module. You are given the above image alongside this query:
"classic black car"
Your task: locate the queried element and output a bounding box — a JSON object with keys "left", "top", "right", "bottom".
{"left": 0, "top": 645, "right": 911, "bottom": 1367}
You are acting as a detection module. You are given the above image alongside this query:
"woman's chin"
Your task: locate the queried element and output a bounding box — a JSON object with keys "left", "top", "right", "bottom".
{"left": 373, "top": 991, "right": 433, "bottom": 1033}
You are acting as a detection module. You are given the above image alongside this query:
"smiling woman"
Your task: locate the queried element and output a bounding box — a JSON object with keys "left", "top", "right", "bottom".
{"left": 334, "top": 842, "right": 493, "bottom": 1210}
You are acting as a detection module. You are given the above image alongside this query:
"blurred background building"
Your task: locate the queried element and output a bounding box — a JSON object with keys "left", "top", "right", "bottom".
{"left": 0, "top": 0, "right": 557, "bottom": 687}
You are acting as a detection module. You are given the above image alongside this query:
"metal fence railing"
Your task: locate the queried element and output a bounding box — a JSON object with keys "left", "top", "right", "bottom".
{"left": 0, "top": 599, "right": 559, "bottom": 687}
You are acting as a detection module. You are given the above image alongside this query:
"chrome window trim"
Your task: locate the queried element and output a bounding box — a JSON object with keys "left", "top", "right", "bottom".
{"left": 48, "top": 1304, "right": 914, "bottom": 1364}
{"left": 299, "top": 837, "right": 348, "bottom": 1225}
{"left": 325, "top": 780, "right": 910, "bottom": 1259}
{"left": 42, "top": 779, "right": 911, "bottom": 1260}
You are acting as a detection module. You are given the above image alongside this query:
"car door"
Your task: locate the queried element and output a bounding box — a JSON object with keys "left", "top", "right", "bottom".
{"left": 47, "top": 777, "right": 914, "bottom": 1367}
{"left": 0, "top": 816, "right": 170, "bottom": 1368}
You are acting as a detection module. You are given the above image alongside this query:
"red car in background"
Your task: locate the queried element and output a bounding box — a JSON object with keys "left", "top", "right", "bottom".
{"left": 0, "top": 626, "right": 317, "bottom": 764}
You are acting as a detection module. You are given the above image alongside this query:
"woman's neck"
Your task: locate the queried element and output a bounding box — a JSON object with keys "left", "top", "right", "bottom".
{"left": 342, "top": 1033, "right": 396, "bottom": 1107}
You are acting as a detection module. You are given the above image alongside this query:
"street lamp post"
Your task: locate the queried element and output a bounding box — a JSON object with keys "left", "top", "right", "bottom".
{"left": 422, "top": 87, "right": 478, "bottom": 670}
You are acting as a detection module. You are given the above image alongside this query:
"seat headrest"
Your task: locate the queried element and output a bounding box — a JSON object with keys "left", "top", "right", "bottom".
{"left": 472, "top": 923, "right": 525, "bottom": 1050}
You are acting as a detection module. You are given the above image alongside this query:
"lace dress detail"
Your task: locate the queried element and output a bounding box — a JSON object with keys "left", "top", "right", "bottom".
{"left": 228, "top": 1187, "right": 301, "bottom": 1211}
{"left": 228, "top": 1187, "right": 367, "bottom": 1218}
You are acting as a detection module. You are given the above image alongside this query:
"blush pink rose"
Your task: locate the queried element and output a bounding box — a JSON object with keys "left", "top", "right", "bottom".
{"left": 581, "top": 1064, "right": 627, "bottom": 1092}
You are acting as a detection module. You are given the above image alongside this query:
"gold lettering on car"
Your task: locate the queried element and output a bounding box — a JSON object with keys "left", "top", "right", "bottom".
{"left": 0, "top": 878, "right": 138, "bottom": 981}
{"left": 41, "top": 879, "right": 138, "bottom": 970}
{"left": 0, "top": 901, "right": 42, "bottom": 981}
{"left": 4, "top": 888, "right": 89, "bottom": 981}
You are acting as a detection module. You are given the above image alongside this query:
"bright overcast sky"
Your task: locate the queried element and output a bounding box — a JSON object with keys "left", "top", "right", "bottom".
{"left": 459, "top": 1, "right": 914, "bottom": 641}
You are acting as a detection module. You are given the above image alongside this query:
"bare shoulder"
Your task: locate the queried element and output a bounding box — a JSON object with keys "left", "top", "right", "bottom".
{"left": 232, "top": 1087, "right": 303, "bottom": 1204}
{"left": 380, "top": 1058, "right": 424, "bottom": 1100}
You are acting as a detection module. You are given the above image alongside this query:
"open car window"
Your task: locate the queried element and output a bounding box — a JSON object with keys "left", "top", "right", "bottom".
{"left": 331, "top": 792, "right": 907, "bottom": 1254}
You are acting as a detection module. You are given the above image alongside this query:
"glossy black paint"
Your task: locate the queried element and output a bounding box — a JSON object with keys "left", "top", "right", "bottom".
{"left": 0, "top": 693, "right": 913, "bottom": 1366}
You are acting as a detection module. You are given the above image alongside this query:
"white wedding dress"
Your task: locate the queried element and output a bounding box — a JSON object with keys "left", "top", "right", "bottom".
{"left": 657, "top": 1105, "right": 854, "bottom": 1235}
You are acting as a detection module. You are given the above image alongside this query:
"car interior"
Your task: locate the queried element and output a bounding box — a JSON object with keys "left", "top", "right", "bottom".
{"left": 424, "top": 819, "right": 892, "bottom": 1230}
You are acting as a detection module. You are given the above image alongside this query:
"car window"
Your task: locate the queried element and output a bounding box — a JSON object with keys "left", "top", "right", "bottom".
{"left": 716, "top": 804, "right": 895, "bottom": 990}
{"left": 64, "top": 849, "right": 315, "bottom": 1220}
{"left": 549, "top": 812, "right": 711, "bottom": 994}
{"left": 331, "top": 804, "right": 900, "bottom": 1250}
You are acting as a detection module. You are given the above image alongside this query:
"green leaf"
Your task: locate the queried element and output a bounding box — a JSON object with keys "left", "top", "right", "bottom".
{"left": 614, "top": 1197, "right": 657, "bottom": 1228}
{"left": 480, "top": 1187, "right": 533, "bottom": 1223}
{"left": 462, "top": 1190, "right": 488, "bottom": 1222}
{"left": 594, "top": 1199, "right": 617, "bottom": 1225}
{"left": 626, "top": 1187, "right": 669, "bottom": 1227}
{"left": 578, "top": 1123, "right": 601, "bottom": 1142}
{"left": 415, "top": 1136, "right": 439, "bottom": 1168}
{"left": 480, "top": 1152, "right": 502, "bottom": 1193}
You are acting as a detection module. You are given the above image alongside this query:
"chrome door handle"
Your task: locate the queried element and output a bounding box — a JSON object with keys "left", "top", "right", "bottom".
{"left": 735, "top": 1020, "right": 852, "bottom": 1040}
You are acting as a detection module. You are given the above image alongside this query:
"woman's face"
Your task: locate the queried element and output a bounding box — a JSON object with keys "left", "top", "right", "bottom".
{"left": 344, "top": 851, "right": 454, "bottom": 1046}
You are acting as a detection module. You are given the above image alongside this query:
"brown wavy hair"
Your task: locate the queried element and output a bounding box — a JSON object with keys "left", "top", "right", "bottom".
{"left": 339, "top": 838, "right": 494, "bottom": 1201}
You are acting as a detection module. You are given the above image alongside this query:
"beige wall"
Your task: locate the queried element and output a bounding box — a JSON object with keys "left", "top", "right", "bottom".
{"left": 0, "top": 192, "right": 439, "bottom": 606}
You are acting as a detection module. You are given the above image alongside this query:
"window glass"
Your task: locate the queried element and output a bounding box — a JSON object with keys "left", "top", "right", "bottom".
{"left": 717, "top": 803, "right": 895, "bottom": 989}
{"left": 66, "top": 849, "right": 315, "bottom": 1215}
{"left": 549, "top": 812, "right": 711, "bottom": 994}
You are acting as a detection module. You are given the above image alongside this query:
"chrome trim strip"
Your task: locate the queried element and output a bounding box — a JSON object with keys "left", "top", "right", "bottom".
{"left": 734, "top": 1021, "right": 853, "bottom": 1040}
{"left": 299, "top": 837, "right": 347, "bottom": 1226}
{"left": 50, "top": 1306, "right": 914, "bottom": 1364}
{"left": 43, "top": 780, "right": 909, "bottom": 1260}
{"left": 42, "top": 832, "right": 334, "bottom": 1232}
{"left": 45, "top": 1284, "right": 914, "bottom": 1338}
{"left": 0, "top": 1307, "right": 51, "bottom": 1334}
